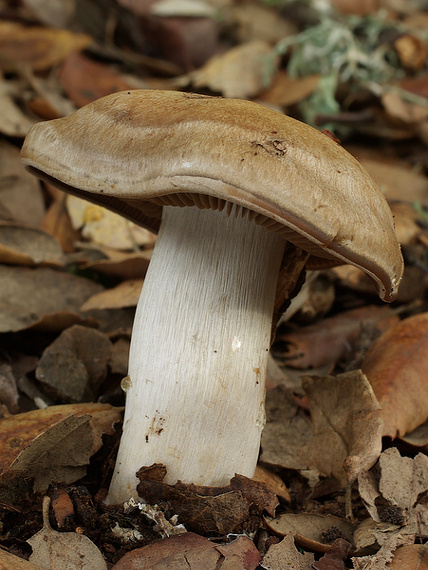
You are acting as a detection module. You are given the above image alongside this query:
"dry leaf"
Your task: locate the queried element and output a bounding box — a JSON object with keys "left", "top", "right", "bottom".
{"left": 0, "top": 548, "right": 44, "bottom": 569}
{"left": 136, "top": 468, "right": 278, "bottom": 535}
{"left": 301, "top": 370, "right": 383, "bottom": 485}
{"left": 80, "top": 249, "right": 152, "bottom": 280}
{"left": 260, "top": 71, "right": 320, "bottom": 108}
{"left": 67, "top": 195, "right": 154, "bottom": 250}
{"left": 80, "top": 280, "right": 144, "bottom": 311}
{"left": 264, "top": 513, "right": 354, "bottom": 553}
{"left": 0, "top": 266, "right": 104, "bottom": 333}
{"left": 112, "top": 531, "right": 260, "bottom": 569}
{"left": 0, "top": 21, "right": 92, "bottom": 71}
{"left": 0, "top": 83, "right": 36, "bottom": 137}
{"left": 228, "top": 2, "right": 297, "bottom": 44}
{"left": 261, "top": 385, "right": 314, "bottom": 474}
{"left": 0, "top": 223, "right": 64, "bottom": 266}
{"left": 0, "top": 141, "right": 45, "bottom": 225}
{"left": 35, "top": 325, "right": 112, "bottom": 403}
{"left": 59, "top": 52, "right": 134, "bottom": 108}
{"left": 276, "top": 306, "right": 398, "bottom": 370}
{"left": 388, "top": 544, "right": 428, "bottom": 569}
{"left": 394, "top": 34, "right": 427, "bottom": 71}
{"left": 358, "top": 157, "right": 428, "bottom": 203}
{"left": 315, "top": 538, "right": 352, "bottom": 570}
{"left": 261, "top": 534, "right": 315, "bottom": 569}
{"left": 0, "top": 403, "right": 122, "bottom": 500}
{"left": 190, "top": 40, "right": 277, "bottom": 99}
{"left": 28, "top": 496, "right": 107, "bottom": 569}
{"left": 361, "top": 312, "right": 428, "bottom": 438}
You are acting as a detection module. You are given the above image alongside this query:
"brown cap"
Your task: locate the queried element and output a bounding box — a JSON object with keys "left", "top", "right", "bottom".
{"left": 21, "top": 90, "right": 403, "bottom": 301}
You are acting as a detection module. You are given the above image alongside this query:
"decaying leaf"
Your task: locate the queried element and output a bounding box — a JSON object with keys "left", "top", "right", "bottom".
{"left": 276, "top": 306, "right": 398, "bottom": 370}
{"left": 264, "top": 513, "right": 354, "bottom": 554}
{"left": 0, "top": 223, "right": 64, "bottom": 266}
{"left": 301, "top": 370, "right": 383, "bottom": 485}
{"left": 35, "top": 325, "right": 112, "bottom": 403}
{"left": 28, "top": 496, "right": 107, "bottom": 569}
{"left": 0, "top": 403, "right": 122, "bottom": 502}
{"left": 260, "top": 384, "right": 314, "bottom": 474}
{"left": 261, "top": 534, "right": 315, "bottom": 569}
{"left": 112, "top": 531, "right": 261, "bottom": 570}
{"left": 0, "top": 265, "right": 104, "bottom": 333}
{"left": 388, "top": 544, "right": 428, "bottom": 569}
{"left": 136, "top": 467, "right": 279, "bottom": 535}
{"left": 0, "top": 141, "right": 45, "bottom": 225}
{"left": 0, "top": 548, "right": 44, "bottom": 569}
{"left": 361, "top": 312, "right": 428, "bottom": 438}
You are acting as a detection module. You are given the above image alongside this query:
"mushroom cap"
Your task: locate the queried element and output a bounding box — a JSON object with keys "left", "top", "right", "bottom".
{"left": 21, "top": 89, "right": 403, "bottom": 301}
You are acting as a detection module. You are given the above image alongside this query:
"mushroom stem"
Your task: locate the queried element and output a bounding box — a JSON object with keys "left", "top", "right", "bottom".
{"left": 106, "top": 205, "right": 287, "bottom": 504}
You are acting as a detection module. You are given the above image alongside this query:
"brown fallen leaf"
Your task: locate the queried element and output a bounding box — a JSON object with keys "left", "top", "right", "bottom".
{"left": 28, "top": 496, "right": 107, "bottom": 569}
{"left": 388, "top": 544, "right": 428, "bottom": 569}
{"left": 0, "top": 548, "right": 44, "bottom": 569}
{"left": 136, "top": 467, "right": 278, "bottom": 535}
{"left": 0, "top": 141, "right": 45, "bottom": 226}
{"left": 358, "top": 157, "right": 428, "bottom": 203}
{"left": 0, "top": 223, "right": 64, "bottom": 266}
{"left": 0, "top": 21, "right": 92, "bottom": 71}
{"left": 261, "top": 534, "right": 315, "bottom": 569}
{"left": 314, "top": 538, "right": 352, "bottom": 570}
{"left": 301, "top": 370, "right": 383, "bottom": 485}
{"left": 261, "top": 384, "right": 314, "bottom": 473}
{"left": 275, "top": 306, "right": 398, "bottom": 370}
{"left": 112, "top": 531, "right": 260, "bottom": 570}
{"left": 0, "top": 265, "right": 103, "bottom": 333}
{"left": 80, "top": 279, "right": 144, "bottom": 311}
{"left": 59, "top": 52, "right": 134, "bottom": 108}
{"left": 264, "top": 513, "right": 354, "bottom": 554}
{"left": 361, "top": 312, "right": 428, "bottom": 438}
{"left": 260, "top": 71, "right": 320, "bottom": 108}
{"left": 41, "top": 188, "right": 81, "bottom": 253}
{"left": 188, "top": 40, "right": 278, "bottom": 99}
{"left": 0, "top": 403, "right": 122, "bottom": 503}
{"left": 35, "top": 325, "right": 112, "bottom": 403}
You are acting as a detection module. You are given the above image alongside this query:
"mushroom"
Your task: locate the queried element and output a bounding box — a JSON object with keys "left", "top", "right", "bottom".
{"left": 21, "top": 90, "right": 403, "bottom": 504}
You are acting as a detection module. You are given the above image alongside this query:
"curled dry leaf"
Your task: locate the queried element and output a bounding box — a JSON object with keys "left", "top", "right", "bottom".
{"left": 28, "top": 496, "right": 107, "bottom": 570}
{"left": 0, "top": 266, "right": 103, "bottom": 333}
{"left": 264, "top": 513, "right": 354, "bottom": 554}
{"left": 301, "top": 370, "right": 383, "bottom": 485}
{"left": 361, "top": 312, "right": 428, "bottom": 438}
{"left": 0, "top": 223, "right": 64, "bottom": 266}
{"left": 0, "top": 403, "right": 122, "bottom": 502}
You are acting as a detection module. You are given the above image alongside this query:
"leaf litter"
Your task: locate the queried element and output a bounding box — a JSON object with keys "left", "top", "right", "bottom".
{"left": 1, "top": 0, "right": 428, "bottom": 567}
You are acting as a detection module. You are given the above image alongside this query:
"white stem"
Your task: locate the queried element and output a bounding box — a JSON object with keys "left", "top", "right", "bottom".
{"left": 106, "top": 205, "right": 286, "bottom": 504}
